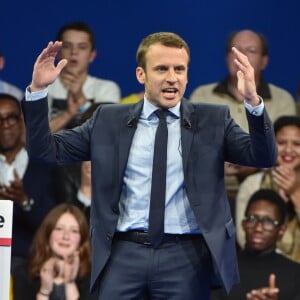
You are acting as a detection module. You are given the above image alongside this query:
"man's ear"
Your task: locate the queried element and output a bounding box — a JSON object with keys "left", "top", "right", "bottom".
{"left": 261, "top": 55, "right": 269, "bottom": 71}
{"left": 89, "top": 50, "right": 97, "bottom": 63}
{"left": 136, "top": 67, "right": 145, "bottom": 84}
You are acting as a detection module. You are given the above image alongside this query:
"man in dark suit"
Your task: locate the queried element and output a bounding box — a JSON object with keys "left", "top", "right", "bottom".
{"left": 22, "top": 32, "right": 277, "bottom": 299}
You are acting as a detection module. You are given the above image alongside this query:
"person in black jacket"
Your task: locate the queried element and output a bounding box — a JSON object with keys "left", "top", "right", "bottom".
{"left": 212, "top": 189, "right": 300, "bottom": 300}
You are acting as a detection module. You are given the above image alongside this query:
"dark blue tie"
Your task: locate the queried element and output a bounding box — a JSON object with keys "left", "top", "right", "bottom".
{"left": 148, "top": 109, "right": 168, "bottom": 247}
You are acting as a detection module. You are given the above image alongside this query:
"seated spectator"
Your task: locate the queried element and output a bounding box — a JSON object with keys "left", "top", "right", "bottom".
{"left": 0, "top": 93, "right": 61, "bottom": 273}
{"left": 236, "top": 116, "right": 300, "bottom": 263}
{"left": 190, "top": 29, "right": 296, "bottom": 203}
{"left": 0, "top": 46, "right": 23, "bottom": 101}
{"left": 57, "top": 161, "right": 91, "bottom": 223}
{"left": 48, "top": 21, "right": 121, "bottom": 132}
{"left": 55, "top": 103, "right": 105, "bottom": 223}
{"left": 12, "top": 203, "right": 97, "bottom": 300}
{"left": 211, "top": 189, "right": 300, "bottom": 300}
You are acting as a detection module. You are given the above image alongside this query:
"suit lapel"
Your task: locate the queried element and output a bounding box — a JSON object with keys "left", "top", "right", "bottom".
{"left": 180, "top": 100, "right": 196, "bottom": 173}
{"left": 117, "top": 100, "right": 144, "bottom": 184}
{"left": 117, "top": 99, "right": 195, "bottom": 181}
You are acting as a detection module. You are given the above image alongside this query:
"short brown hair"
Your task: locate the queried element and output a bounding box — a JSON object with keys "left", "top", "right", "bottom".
{"left": 136, "top": 32, "right": 190, "bottom": 70}
{"left": 56, "top": 21, "right": 96, "bottom": 50}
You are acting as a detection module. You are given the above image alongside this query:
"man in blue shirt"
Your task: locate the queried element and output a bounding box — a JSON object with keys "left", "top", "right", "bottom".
{"left": 22, "top": 32, "right": 277, "bottom": 299}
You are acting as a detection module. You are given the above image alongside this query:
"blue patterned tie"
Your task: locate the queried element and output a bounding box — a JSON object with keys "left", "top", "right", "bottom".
{"left": 148, "top": 109, "right": 168, "bottom": 247}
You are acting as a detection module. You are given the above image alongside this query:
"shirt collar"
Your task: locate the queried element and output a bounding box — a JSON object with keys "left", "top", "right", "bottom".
{"left": 142, "top": 97, "right": 181, "bottom": 119}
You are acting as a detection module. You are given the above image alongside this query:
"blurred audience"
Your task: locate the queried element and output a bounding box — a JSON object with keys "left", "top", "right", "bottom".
{"left": 120, "top": 91, "right": 144, "bottom": 104}
{"left": 0, "top": 93, "right": 61, "bottom": 273}
{"left": 190, "top": 29, "right": 296, "bottom": 205}
{"left": 0, "top": 46, "right": 23, "bottom": 100}
{"left": 236, "top": 116, "right": 300, "bottom": 263}
{"left": 55, "top": 103, "right": 105, "bottom": 223}
{"left": 190, "top": 29, "right": 296, "bottom": 130}
{"left": 13, "top": 203, "right": 97, "bottom": 300}
{"left": 212, "top": 189, "right": 300, "bottom": 300}
{"left": 48, "top": 21, "right": 121, "bottom": 132}
{"left": 57, "top": 161, "right": 91, "bottom": 223}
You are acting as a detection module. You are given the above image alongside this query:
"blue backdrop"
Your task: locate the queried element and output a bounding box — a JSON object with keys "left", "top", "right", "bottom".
{"left": 1, "top": 0, "right": 299, "bottom": 99}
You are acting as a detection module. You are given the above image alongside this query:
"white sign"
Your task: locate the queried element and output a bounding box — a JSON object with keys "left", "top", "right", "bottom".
{"left": 0, "top": 200, "right": 13, "bottom": 300}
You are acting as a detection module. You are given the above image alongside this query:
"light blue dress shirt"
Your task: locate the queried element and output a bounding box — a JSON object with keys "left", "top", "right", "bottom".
{"left": 117, "top": 98, "right": 201, "bottom": 234}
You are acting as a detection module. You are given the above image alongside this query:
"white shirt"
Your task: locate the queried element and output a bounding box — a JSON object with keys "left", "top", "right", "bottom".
{"left": 0, "top": 147, "right": 28, "bottom": 186}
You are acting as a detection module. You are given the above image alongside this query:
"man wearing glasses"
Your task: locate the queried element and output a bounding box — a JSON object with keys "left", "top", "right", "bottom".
{"left": 0, "top": 93, "right": 61, "bottom": 274}
{"left": 212, "top": 188, "right": 300, "bottom": 300}
{"left": 190, "top": 29, "right": 296, "bottom": 206}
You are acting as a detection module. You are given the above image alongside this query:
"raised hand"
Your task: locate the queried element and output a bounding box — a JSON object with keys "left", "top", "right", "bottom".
{"left": 246, "top": 273, "right": 279, "bottom": 300}
{"left": 232, "top": 47, "right": 260, "bottom": 106}
{"left": 30, "top": 41, "right": 68, "bottom": 91}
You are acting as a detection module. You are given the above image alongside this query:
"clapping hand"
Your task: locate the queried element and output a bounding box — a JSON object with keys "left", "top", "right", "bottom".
{"left": 39, "top": 252, "right": 80, "bottom": 295}
{"left": 0, "top": 169, "right": 29, "bottom": 207}
{"left": 272, "top": 165, "right": 300, "bottom": 211}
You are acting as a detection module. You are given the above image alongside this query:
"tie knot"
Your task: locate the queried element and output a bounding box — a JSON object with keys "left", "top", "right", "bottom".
{"left": 155, "top": 109, "right": 168, "bottom": 119}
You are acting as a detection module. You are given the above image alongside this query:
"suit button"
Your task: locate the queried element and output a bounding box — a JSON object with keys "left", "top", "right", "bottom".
{"left": 106, "top": 233, "right": 113, "bottom": 241}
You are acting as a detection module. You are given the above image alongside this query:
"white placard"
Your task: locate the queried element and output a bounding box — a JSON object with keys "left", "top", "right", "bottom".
{"left": 0, "top": 200, "right": 13, "bottom": 300}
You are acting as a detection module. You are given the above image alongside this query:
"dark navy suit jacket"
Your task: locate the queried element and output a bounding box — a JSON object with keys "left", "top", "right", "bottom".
{"left": 22, "top": 97, "right": 277, "bottom": 293}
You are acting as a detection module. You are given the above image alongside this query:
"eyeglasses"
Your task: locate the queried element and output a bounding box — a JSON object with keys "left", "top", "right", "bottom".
{"left": 243, "top": 215, "right": 280, "bottom": 231}
{"left": 0, "top": 114, "right": 21, "bottom": 127}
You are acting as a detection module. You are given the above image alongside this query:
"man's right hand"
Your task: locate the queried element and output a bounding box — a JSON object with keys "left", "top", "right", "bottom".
{"left": 30, "top": 41, "right": 68, "bottom": 92}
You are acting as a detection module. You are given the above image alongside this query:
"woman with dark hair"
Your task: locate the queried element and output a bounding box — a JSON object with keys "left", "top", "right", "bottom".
{"left": 13, "top": 203, "right": 97, "bottom": 300}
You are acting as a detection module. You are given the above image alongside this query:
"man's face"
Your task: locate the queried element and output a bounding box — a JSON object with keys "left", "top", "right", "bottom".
{"left": 0, "top": 99, "right": 23, "bottom": 153}
{"left": 226, "top": 30, "right": 268, "bottom": 81}
{"left": 59, "top": 30, "right": 96, "bottom": 75}
{"left": 276, "top": 125, "right": 300, "bottom": 170}
{"left": 243, "top": 200, "right": 285, "bottom": 255}
{"left": 136, "top": 44, "right": 188, "bottom": 109}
